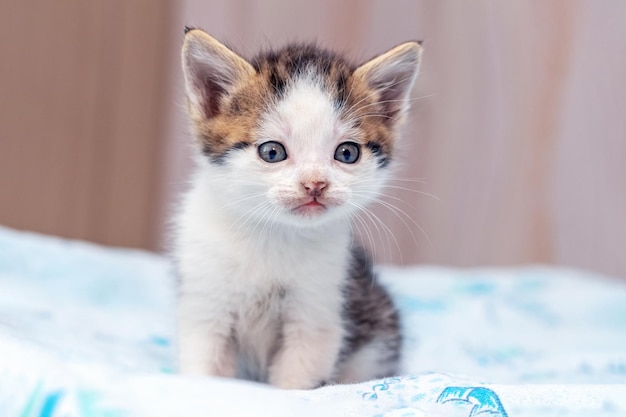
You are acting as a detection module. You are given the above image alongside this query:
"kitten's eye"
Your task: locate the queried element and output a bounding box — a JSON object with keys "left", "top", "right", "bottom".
{"left": 258, "top": 141, "right": 287, "bottom": 163}
{"left": 334, "top": 142, "right": 360, "bottom": 164}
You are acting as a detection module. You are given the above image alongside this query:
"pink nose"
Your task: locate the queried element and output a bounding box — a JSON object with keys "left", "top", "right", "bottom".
{"left": 302, "top": 181, "right": 328, "bottom": 197}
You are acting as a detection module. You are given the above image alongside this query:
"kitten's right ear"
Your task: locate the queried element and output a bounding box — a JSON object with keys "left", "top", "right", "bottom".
{"left": 181, "top": 29, "right": 255, "bottom": 119}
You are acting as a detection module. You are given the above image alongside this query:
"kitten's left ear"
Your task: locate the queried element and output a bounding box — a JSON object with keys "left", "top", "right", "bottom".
{"left": 354, "top": 42, "right": 423, "bottom": 121}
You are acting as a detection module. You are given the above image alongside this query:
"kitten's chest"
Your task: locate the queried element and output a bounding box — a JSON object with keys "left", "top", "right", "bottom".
{"left": 224, "top": 230, "right": 348, "bottom": 289}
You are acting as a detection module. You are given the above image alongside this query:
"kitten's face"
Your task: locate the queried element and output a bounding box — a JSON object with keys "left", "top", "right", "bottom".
{"left": 182, "top": 30, "right": 421, "bottom": 228}
{"left": 224, "top": 77, "right": 387, "bottom": 227}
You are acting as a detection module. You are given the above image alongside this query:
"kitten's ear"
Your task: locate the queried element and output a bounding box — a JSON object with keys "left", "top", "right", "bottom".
{"left": 354, "top": 42, "right": 423, "bottom": 121}
{"left": 181, "top": 29, "right": 255, "bottom": 119}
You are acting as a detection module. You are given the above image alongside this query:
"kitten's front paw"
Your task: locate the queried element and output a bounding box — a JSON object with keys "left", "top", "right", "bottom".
{"left": 268, "top": 365, "right": 324, "bottom": 390}
{"left": 179, "top": 353, "right": 237, "bottom": 378}
{"left": 269, "top": 375, "right": 319, "bottom": 390}
{"left": 177, "top": 332, "right": 237, "bottom": 377}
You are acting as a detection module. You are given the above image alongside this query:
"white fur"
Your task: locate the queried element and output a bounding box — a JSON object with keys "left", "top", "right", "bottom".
{"left": 174, "top": 76, "right": 388, "bottom": 389}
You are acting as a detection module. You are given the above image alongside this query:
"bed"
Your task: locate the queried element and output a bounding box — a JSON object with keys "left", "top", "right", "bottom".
{"left": 1, "top": 225, "right": 624, "bottom": 416}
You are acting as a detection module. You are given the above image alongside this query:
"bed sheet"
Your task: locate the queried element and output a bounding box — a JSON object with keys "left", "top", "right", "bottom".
{"left": 1, "top": 225, "right": 625, "bottom": 416}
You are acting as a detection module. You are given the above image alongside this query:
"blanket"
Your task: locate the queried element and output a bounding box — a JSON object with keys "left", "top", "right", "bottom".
{"left": 0, "top": 225, "right": 625, "bottom": 416}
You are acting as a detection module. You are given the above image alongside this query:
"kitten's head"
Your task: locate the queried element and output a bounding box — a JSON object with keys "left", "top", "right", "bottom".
{"left": 181, "top": 29, "right": 422, "bottom": 228}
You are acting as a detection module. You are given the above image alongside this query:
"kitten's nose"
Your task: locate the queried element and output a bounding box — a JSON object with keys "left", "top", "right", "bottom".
{"left": 302, "top": 181, "right": 327, "bottom": 197}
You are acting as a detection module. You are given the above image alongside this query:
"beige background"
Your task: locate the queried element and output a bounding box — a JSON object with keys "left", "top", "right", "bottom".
{"left": 2, "top": 1, "right": 625, "bottom": 278}
{"left": 0, "top": 1, "right": 172, "bottom": 249}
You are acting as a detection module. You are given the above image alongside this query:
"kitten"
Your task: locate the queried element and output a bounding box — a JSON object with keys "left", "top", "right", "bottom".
{"left": 174, "top": 27, "right": 422, "bottom": 389}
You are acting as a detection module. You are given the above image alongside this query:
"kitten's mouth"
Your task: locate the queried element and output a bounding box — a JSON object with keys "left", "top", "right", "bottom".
{"left": 292, "top": 199, "right": 327, "bottom": 216}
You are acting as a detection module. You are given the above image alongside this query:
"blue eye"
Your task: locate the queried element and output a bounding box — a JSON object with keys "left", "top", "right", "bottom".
{"left": 334, "top": 142, "right": 360, "bottom": 164}
{"left": 258, "top": 141, "right": 287, "bottom": 163}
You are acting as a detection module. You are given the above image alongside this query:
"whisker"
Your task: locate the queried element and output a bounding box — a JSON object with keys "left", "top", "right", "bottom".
{"left": 386, "top": 178, "right": 429, "bottom": 184}
{"left": 350, "top": 209, "right": 378, "bottom": 262}
{"left": 387, "top": 186, "right": 440, "bottom": 202}
{"left": 342, "top": 88, "right": 384, "bottom": 120}
{"left": 374, "top": 199, "right": 432, "bottom": 248}
{"left": 364, "top": 185, "right": 441, "bottom": 201}
{"left": 349, "top": 201, "right": 389, "bottom": 261}
{"left": 229, "top": 200, "right": 272, "bottom": 236}
{"left": 347, "top": 93, "right": 437, "bottom": 115}
{"left": 350, "top": 201, "right": 403, "bottom": 264}
{"left": 266, "top": 205, "right": 281, "bottom": 248}
{"left": 220, "top": 192, "right": 267, "bottom": 209}
{"left": 350, "top": 191, "right": 426, "bottom": 256}
{"left": 342, "top": 75, "right": 423, "bottom": 120}
{"left": 257, "top": 204, "right": 279, "bottom": 242}
{"left": 358, "top": 113, "right": 397, "bottom": 120}
{"left": 352, "top": 190, "right": 419, "bottom": 212}
{"left": 250, "top": 203, "right": 275, "bottom": 236}
{"left": 246, "top": 203, "right": 278, "bottom": 254}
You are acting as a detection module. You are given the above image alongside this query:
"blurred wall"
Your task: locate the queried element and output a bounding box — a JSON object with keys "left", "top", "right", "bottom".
{"left": 0, "top": 1, "right": 172, "bottom": 249}
{"left": 1, "top": 1, "right": 625, "bottom": 278}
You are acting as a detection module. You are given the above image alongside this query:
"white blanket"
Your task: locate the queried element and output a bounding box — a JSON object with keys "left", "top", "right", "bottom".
{"left": 1, "top": 225, "right": 625, "bottom": 416}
